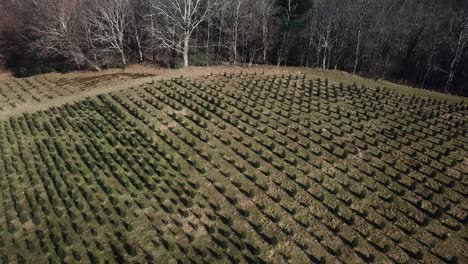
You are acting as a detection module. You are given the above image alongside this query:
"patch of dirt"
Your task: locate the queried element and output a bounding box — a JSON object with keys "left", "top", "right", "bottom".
{"left": 0, "top": 71, "right": 13, "bottom": 81}
{"left": 22, "top": 220, "right": 35, "bottom": 232}
{"left": 181, "top": 214, "right": 207, "bottom": 239}
{"left": 123, "top": 64, "right": 171, "bottom": 76}
{"left": 11, "top": 219, "right": 35, "bottom": 239}
{"left": 0, "top": 76, "right": 154, "bottom": 120}
{"left": 175, "top": 108, "right": 188, "bottom": 116}
{"left": 159, "top": 121, "right": 178, "bottom": 131}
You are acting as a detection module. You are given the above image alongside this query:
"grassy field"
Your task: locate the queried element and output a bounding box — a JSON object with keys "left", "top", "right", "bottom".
{"left": 0, "top": 69, "right": 467, "bottom": 263}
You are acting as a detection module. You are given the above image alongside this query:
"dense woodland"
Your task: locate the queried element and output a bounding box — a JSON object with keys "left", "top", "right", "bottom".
{"left": 0, "top": 0, "right": 467, "bottom": 95}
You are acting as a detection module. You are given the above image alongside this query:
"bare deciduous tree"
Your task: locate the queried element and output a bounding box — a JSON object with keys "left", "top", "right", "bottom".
{"left": 258, "top": 0, "right": 276, "bottom": 63}
{"left": 1, "top": 0, "right": 467, "bottom": 95}
{"left": 229, "top": 0, "right": 244, "bottom": 64}
{"left": 445, "top": 12, "right": 468, "bottom": 93}
{"left": 129, "top": 0, "right": 146, "bottom": 63}
{"left": 88, "top": 0, "right": 129, "bottom": 66}
{"left": 28, "top": 0, "right": 101, "bottom": 70}
{"left": 149, "top": 0, "right": 219, "bottom": 67}
{"left": 277, "top": 0, "right": 299, "bottom": 66}
{"left": 352, "top": 0, "right": 370, "bottom": 75}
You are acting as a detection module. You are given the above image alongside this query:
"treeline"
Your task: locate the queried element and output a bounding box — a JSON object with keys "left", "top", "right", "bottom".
{"left": 0, "top": 0, "right": 467, "bottom": 95}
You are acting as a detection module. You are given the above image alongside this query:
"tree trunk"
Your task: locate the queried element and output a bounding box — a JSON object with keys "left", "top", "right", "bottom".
{"left": 353, "top": 28, "right": 361, "bottom": 75}
{"left": 277, "top": 30, "right": 287, "bottom": 66}
{"left": 206, "top": 12, "right": 210, "bottom": 65}
{"left": 305, "top": 18, "right": 314, "bottom": 67}
{"left": 353, "top": 0, "right": 368, "bottom": 75}
{"left": 135, "top": 26, "right": 143, "bottom": 62}
{"left": 322, "top": 46, "right": 327, "bottom": 69}
{"left": 445, "top": 27, "right": 466, "bottom": 93}
{"left": 283, "top": 36, "right": 289, "bottom": 66}
{"left": 262, "top": 16, "right": 268, "bottom": 63}
{"left": 421, "top": 50, "right": 434, "bottom": 88}
{"left": 90, "top": 63, "right": 102, "bottom": 72}
{"left": 233, "top": 22, "right": 238, "bottom": 64}
{"left": 136, "top": 37, "right": 143, "bottom": 62}
{"left": 183, "top": 36, "right": 190, "bottom": 68}
{"left": 316, "top": 39, "right": 321, "bottom": 68}
{"left": 150, "top": 15, "right": 156, "bottom": 62}
{"left": 83, "top": 56, "right": 101, "bottom": 71}
{"left": 121, "top": 50, "right": 127, "bottom": 66}
{"left": 217, "top": 26, "right": 222, "bottom": 61}
{"left": 194, "top": 28, "right": 199, "bottom": 57}
{"left": 381, "top": 54, "right": 389, "bottom": 80}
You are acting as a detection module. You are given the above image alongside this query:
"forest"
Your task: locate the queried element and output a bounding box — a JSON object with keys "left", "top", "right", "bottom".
{"left": 0, "top": 0, "right": 467, "bottom": 95}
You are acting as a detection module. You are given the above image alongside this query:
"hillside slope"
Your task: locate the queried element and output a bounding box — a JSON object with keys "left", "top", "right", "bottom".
{"left": 0, "top": 70, "right": 467, "bottom": 263}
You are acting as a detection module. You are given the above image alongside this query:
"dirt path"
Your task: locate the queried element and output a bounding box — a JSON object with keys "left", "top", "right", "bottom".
{"left": 0, "top": 77, "right": 150, "bottom": 120}
{"left": 0, "top": 65, "right": 300, "bottom": 120}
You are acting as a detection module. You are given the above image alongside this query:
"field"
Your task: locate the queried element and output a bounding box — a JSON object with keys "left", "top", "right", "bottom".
{"left": 0, "top": 69, "right": 467, "bottom": 263}
{"left": 0, "top": 72, "right": 154, "bottom": 119}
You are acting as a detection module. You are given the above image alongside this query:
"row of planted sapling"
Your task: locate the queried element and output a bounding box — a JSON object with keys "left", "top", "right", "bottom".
{"left": 0, "top": 72, "right": 466, "bottom": 263}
